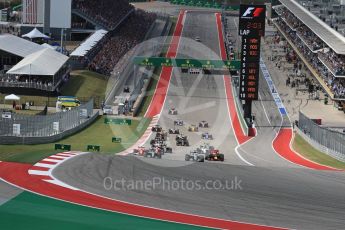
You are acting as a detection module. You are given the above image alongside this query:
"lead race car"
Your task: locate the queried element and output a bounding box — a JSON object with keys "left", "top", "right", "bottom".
{"left": 185, "top": 150, "right": 205, "bottom": 162}
{"left": 196, "top": 143, "right": 214, "bottom": 155}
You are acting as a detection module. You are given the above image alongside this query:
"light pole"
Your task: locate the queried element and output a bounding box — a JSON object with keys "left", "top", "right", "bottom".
{"left": 60, "top": 28, "right": 66, "bottom": 53}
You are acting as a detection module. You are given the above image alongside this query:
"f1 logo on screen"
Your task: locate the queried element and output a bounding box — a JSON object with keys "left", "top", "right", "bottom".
{"left": 241, "top": 7, "right": 265, "bottom": 18}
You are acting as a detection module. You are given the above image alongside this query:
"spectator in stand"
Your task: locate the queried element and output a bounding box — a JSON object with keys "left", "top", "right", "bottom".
{"left": 88, "top": 10, "right": 156, "bottom": 76}
{"left": 274, "top": 7, "right": 345, "bottom": 99}
{"left": 318, "top": 50, "right": 345, "bottom": 76}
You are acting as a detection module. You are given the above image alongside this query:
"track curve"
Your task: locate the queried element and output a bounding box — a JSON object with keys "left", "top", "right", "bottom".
{"left": 49, "top": 11, "right": 345, "bottom": 230}
{"left": 53, "top": 154, "right": 345, "bottom": 230}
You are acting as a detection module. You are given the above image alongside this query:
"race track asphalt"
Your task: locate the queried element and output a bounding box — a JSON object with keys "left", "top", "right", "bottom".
{"left": 53, "top": 11, "right": 345, "bottom": 230}
{"left": 153, "top": 11, "right": 241, "bottom": 164}
{"left": 53, "top": 154, "right": 345, "bottom": 230}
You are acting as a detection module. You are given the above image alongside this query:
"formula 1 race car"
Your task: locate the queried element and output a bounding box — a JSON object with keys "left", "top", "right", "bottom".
{"left": 196, "top": 143, "right": 214, "bottom": 155}
{"left": 144, "top": 147, "right": 162, "bottom": 159}
{"left": 205, "top": 149, "right": 224, "bottom": 161}
{"left": 168, "top": 108, "right": 178, "bottom": 115}
{"left": 188, "top": 124, "right": 199, "bottom": 132}
{"left": 185, "top": 150, "right": 204, "bottom": 162}
{"left": 168, "top": 128, "right": 180, "bottom": 134}
{"left": 174, "top": 119, "right": 184, "bottom": 126}
{"left": 159, "top": 143, "right": 173, "bottom": 154}
{"left": 150, "top": 138, "right": 164, "bottom": 146}
{"left": 150, "top": 141, "right": 172, "bottom": 153}
{"left": 176, "top": 134, "right": 189, "bottom": 146}
{"left": 201, "top": 132, "right": 213, "bottom": 140}
{"left": 155, "top": 131, "right": 167, "bottom": 141}
{"left": 123, "top": 86, "right": 130, "bottom": 93}
{"left": 133, "top": 146, "right": 147, "bottom": 156}
{"left": 151, "top": 125, "right": 163, "bottom": 132}
{"left": 199, "top": 120, "right": 209, "bottom": 128}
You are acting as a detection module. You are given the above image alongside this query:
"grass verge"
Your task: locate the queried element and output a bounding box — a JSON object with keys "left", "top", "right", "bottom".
{"left": 0, "top": 116, "right": 151, "bottom": 164}
{"left": 0, "top": 192, "right": 209, "bottom": 230}
{"left": 61, "top": 70, "right": 107, "bottom": 99}
{"left": 292, "top": 133, "right": 345, "bottom": 170}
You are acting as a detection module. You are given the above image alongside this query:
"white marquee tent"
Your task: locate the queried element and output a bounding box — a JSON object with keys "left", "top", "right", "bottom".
{"left": 22, "top": 28, "right": 50, "bottom": 39}
{"left": 0, "top": 34, "right": 44, "bottom": 58}
{"left": 6, "top": 48, "right": 68, "bottom": 76}
{"left": 4, "top": 94, "right": 20, "bottom": 100}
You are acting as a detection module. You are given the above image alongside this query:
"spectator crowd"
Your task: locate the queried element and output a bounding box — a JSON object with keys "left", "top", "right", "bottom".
{"left": 72, "top": 0, "right": 134, "bottom": 31}
{"left": 88, "top": 10, "right": 156, "bottom": 76}
{"left": 274, "top": 7, "right": 345, "bottom": 99}
{"left": 0, "top": 75, "right": 54, "bottom": 90}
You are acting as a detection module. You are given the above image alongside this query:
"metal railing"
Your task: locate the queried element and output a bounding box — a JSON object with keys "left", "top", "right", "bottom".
{"left": 0, "top": 99, "right": 94, "bottom": 138}
{"left": 298, "top": 111, "right": 345, "bottom": 161}
{"left": 0, "top": 81, "right": 55, "bottom": 91}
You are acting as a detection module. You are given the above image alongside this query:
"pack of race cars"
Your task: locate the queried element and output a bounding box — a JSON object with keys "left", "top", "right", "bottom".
{"left": 132, "top": 107, "right": 224, "bottom": 162}
{"left": 185, "top": 143, "right": 224, "bottom": 162}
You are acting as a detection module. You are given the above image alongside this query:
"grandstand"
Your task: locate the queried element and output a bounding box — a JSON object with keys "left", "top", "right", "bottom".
{"left": 69, "top": 29, "right": 109, "bottom": 69}
{"left": 0, "top": 0, "right": 135, "bottom": 41}
{"left": 87, "top": 10, "right": 157, "bottom": 76}
{"left": 272, "top": 0, "right": 345, "bottom": 100}
{"left": 297, "top": 0, "right": 345, "bottom": 34}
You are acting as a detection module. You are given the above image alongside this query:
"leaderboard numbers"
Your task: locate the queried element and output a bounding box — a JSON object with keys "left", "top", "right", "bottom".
{"left": 239, "top": 37, "right": 261, "bottom": 100}
{"left": 238, "top": 4, "right": 266, "bottom": 101}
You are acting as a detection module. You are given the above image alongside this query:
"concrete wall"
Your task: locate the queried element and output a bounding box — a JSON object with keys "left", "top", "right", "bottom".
{"left": 0, "top": 112, "right": 99, "bottom": 145}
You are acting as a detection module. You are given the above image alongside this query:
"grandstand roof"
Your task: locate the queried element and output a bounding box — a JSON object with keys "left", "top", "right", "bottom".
{"left": 6, "top": 48, "right": 68, "bottom": 76}
{"left": 0, "top": 34, "right": 44, "bottom": 57}
{"left": 279, "top": 0, "right": 345, "bottom": 55}
{"left": 70, "top": 29, "right": 108, "bottom": 57}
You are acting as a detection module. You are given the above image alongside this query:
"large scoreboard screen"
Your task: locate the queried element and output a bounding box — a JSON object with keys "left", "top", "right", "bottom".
{"left": 239, "top": 5, "right": 266, "bottom": 37}
{"left": 238, "top": 4, "right": 266, "bottom": 100}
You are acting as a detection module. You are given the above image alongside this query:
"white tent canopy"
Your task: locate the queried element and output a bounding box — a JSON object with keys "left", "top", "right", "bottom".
{"left": 0, "top": 34, "right": 44, "bottom": 58}
{"left": 22, "top": 28, "right": 50, "bottom": 39}
{"left": 4, "top": 94, "right": 20, "bottom": 100}
{"left": 6, "top": 48, "right": 68, "bottom": 76}
{"left": 70, "top": 29, "right": 108, "bottom": 57}
{"left": 41, "top": 43, "right": 58, "bottom": 50}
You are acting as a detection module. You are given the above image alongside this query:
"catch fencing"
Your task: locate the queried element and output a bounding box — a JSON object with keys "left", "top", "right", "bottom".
{"left": 298, "top": 111, "right": 345, "bottom": 162}
{"left": 0, "top": 99, "right": 95, "bottom": 144}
